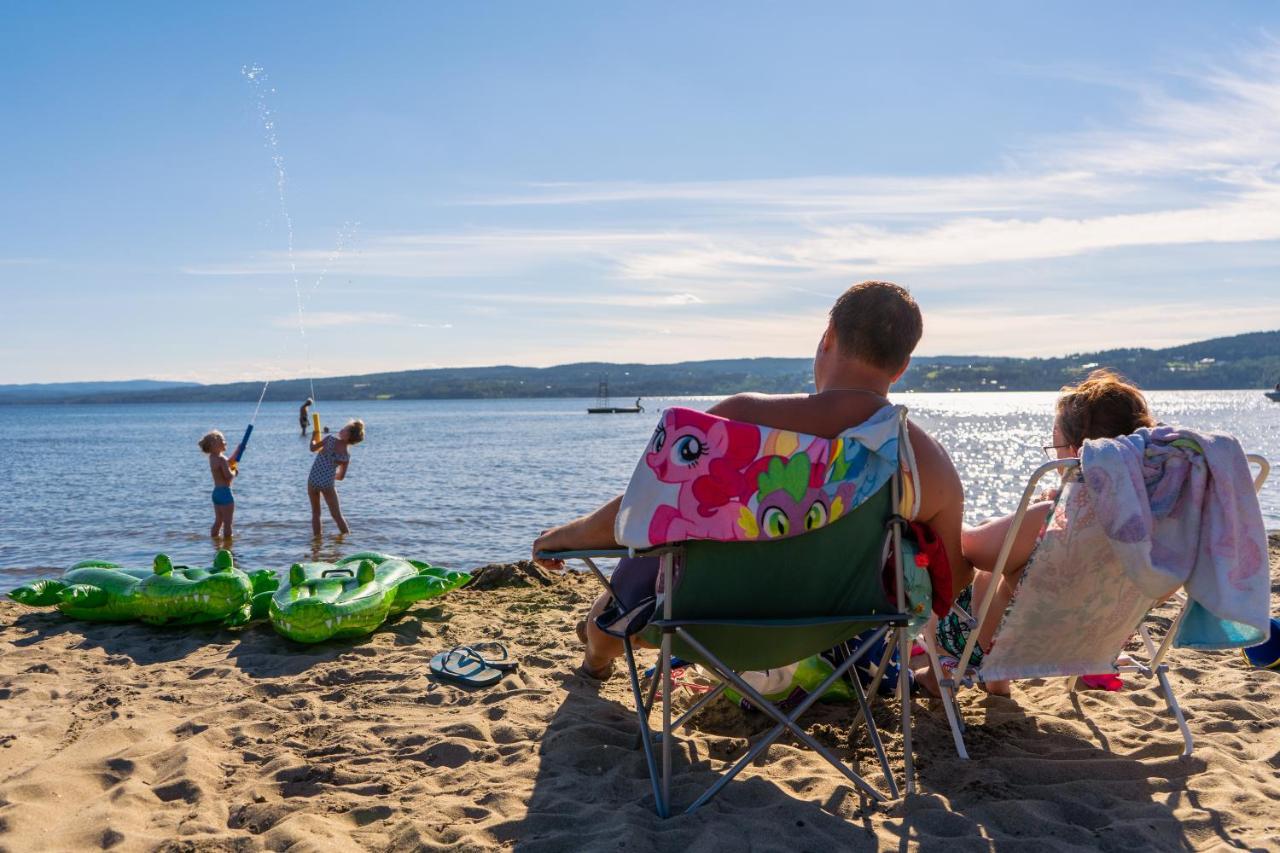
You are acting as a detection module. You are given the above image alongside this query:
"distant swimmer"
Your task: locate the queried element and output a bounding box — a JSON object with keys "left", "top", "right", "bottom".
{"left": 198, "top": 430, "right": 237, "bottom": 540}
{"left": 299, "top": 398, "right": 313, "bottom": 436}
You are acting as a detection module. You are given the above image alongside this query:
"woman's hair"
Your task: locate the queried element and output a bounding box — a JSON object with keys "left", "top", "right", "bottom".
{"left": 1055, "top": 369, "right": 1155, "bottom": 448}
{"left": 198, "top": 430, "right": 224, "bottom": 454}
{"left": 345, "top": 419, "right": 365, "bottom": 444}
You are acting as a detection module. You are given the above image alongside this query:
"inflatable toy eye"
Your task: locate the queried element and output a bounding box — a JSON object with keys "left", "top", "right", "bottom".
{"left": 651, "top": 425, "right": 666, "bottom": 454}
{"left": 804, "top": 501, "right": 828, "bottom": 531}
{"left": 762, "top": 506, "right": 790, "bottom": 539}
{"left": 671, "top": 434, "right": 705, "bottom": 466}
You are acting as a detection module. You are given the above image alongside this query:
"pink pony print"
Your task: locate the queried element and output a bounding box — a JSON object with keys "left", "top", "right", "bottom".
{"left": 645, "top": 408, "right": 762, "bottom": 544}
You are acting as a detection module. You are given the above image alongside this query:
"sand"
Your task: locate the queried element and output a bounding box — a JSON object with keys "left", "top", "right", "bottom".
{"left": 1, "top": 540, "right": 1278, "bottom": 853}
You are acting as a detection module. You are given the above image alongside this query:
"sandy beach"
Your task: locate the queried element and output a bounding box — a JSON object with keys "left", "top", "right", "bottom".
{"left": 1, "top": 540, "right": 1278, "bottom": 852}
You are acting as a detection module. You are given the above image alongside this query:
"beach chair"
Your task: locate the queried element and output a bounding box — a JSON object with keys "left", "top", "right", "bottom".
{"left": 923, "top": 451, "right": 1271, "bottom": 760}
{"left": 538, "top": 405, "right": 923, "bottom": 817}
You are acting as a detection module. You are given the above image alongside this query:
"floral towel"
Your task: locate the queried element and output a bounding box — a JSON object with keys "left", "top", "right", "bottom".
{"left": 979, "top": 479, "right": 1156, "bottom": 681}
{"left": 614, "top": 404, "right": 905, "bottom": 549}
{"left": 1079, "top": 427, "right": 1269, "bottom": 648}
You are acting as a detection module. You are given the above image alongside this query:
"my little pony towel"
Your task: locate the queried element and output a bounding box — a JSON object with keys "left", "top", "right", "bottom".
{"left": 615, "top": 404, "right": 906, "bottom": 549}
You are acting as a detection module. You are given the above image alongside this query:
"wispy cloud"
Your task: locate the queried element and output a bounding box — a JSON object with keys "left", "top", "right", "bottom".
{"left": 191, "top": 41, "right": 1280, "bottom": 366}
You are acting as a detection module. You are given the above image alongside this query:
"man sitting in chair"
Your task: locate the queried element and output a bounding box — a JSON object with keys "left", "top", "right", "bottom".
{"left": 532, "top": 280, "right": 968, "bottom": 679}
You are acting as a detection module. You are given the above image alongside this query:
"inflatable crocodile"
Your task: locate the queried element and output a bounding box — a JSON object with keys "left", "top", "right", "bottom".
{"left": 265, "top": 552, "right": 469, "bottom": 643}
{"left": 8, "top": 550, "right": 276, "bottom": 626}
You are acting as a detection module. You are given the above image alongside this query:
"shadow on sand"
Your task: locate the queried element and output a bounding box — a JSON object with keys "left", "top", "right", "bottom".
{"left": 489, "top": 678, "right": 1206, "bottom": 852}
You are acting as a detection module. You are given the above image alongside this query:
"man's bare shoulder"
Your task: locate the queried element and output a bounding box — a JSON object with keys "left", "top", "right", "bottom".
{"left": 710, "top": 391, "right": 887, "bottom": 438}
{"left": 906, "top": 419, "right": 963, "bottom": 514}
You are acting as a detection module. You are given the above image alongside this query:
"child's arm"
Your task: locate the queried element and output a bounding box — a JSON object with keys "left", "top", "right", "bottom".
{"left": 220, "top": 455, "right": 236, "bottom": 481}
{"left": 335, "top": 459, "right": 349, "bottom": 481}
{"left": 310, "top": 433, "right": 324, "bottom": 452}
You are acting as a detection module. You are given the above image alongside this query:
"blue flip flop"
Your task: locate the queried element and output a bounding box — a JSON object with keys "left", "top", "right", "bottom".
{"left": 429, "top": 644, "right": 508, "bottom": 687}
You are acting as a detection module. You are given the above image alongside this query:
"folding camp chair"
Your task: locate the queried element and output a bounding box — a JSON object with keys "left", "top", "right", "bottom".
{"left": 539, "top": 408, "right": 920, "bottom": 817}
{"left": 921, "top": 452, "right": 1271, "bottom": 760}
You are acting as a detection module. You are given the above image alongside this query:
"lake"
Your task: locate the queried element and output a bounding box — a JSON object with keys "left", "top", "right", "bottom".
{"left": 1, "top": 391, "right": 1276, "bottom": 585}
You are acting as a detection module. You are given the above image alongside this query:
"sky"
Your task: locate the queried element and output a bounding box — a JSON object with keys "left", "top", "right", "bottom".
{"left": 3, "top": 2, "right": 1280, "bottom": 384}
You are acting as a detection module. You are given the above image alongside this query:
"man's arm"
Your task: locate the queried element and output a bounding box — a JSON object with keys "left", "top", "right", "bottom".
{"left": 532, "top": 495, "right": 623, "bottom": 569}
{"left": 907, "top": 422, "right": 970, "bottom": 597}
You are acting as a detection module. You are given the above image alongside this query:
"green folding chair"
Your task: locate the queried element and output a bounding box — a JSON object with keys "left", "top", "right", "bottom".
{"left": 539, "top": 439, "right": 916, "bottom": 817}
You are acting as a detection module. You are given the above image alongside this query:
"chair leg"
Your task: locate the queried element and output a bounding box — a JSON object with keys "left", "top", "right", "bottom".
{"left": 1139, "top": 624, "right": 1193, "bottom": 757}
{"left": 633, "top": 666, "right": 662, "bottom": 750}
{"left": 849, "top": 665, "right": 898, "bottom": 799}
{"left": 922, "top": 633, "right": 968, "bottom": 759}
{"left": 622, "top": 637, "right": 666, "bottom": 817}
{"left": 1155, "top": 664, "right": 1194, "bottom": 757}
{"left": 897, "top": 626, "right": 914, "bottom": 795}
{"left": 670, "top": 682, "right": 727, "bottom": 733}
{"left": 660, "top": 630, "right": 673, "bottom": 815}
{"left": 862, "top": 639, "right": 897, "bottom": 705}
{"left": 676, "top": 626, "right": 891, "bottom": 811}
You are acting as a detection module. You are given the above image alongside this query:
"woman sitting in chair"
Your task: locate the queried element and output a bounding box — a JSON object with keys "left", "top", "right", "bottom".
{"left": 927, "top": 368, "right": 1156, "bottom": 696}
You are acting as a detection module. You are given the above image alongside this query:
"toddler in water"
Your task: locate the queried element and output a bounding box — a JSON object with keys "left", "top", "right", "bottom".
{"left": 308, "top": 418, "right": 364, "bottom": 535}
{"left": 199, "top": 430, "right": 237, "bottom": 539}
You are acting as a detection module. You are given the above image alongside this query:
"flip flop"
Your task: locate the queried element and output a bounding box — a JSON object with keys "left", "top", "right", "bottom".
{"left": 429, "top": 645, "right": 505, "bottom": 687}
{"left": 467, "top": 641, "right": 519, "bottom": 671}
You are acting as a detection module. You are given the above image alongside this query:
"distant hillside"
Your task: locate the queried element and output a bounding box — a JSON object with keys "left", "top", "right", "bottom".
{"left": 899, "top": 329, "right": 1280, "bottom": 392}
{"left": 7, "top": 330, "right": 1278, "bottom": 404}
{"left": 0, "top": 379, "right": 199, "bottom": 403}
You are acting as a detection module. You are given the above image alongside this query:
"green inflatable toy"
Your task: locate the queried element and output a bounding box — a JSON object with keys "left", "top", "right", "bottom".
{"left": 724, "top": 653, "right": 859, "bottom": 708}
{"left": 265, "top": 551, "right": 469, "bottom": 643}
{"left": 9, "top": 550, "right": 276, "bottom": 627}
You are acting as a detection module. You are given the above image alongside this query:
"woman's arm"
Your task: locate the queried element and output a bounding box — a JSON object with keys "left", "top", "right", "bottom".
{"left": 961, "top": 502, "right": 1052, "bottom": 577}
{"left": 532, "top": 495, "right": 623, "bottom": 570}
{"left": 335, "top": 461, "right": 348, "bottom": 481}
{"left": 310, "top": 434, "right": 323, "bottom": 452}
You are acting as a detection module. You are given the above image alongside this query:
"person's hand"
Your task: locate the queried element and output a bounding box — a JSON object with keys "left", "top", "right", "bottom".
{"left": 532, "top": 527, "right": 569, "bottom": 571}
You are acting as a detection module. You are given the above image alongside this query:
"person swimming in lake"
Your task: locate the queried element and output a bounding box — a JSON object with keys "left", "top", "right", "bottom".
{"left": 308, "top": 418, "right": 364, "bottom": 535}
{"left": 299, "top": 398, "right": 313, "bottom": 436}
{"left": 198, "top": 430, "right": 237, "bottom": 539}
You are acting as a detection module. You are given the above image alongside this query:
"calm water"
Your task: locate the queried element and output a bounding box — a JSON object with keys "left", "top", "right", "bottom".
{"left": 1, "top": 392, "right": 1276, "bottom": 585}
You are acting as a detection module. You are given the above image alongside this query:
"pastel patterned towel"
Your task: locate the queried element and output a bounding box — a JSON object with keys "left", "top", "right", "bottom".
{"left": 615, "top": 404, "right": 905, "bottom": 549}
{"left": 1079, "top": 426, "right": 1269, "bottom": 649}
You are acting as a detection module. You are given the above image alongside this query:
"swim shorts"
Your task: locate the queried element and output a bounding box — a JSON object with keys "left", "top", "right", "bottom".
{"left": 211, "top": 486, "right": 235, "bottom": 506}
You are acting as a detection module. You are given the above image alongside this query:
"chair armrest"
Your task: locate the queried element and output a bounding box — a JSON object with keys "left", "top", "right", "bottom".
{"left": 535, "top": 549, "right": 633, "bottom": 560}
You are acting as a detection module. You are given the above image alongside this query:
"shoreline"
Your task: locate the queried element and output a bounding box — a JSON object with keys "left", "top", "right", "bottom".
{"left": 0, "top": 541, "right": 1277, "bottom": 850}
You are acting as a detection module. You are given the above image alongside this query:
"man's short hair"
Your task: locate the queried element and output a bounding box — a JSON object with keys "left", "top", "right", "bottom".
{"left": 828, "top": 280, "right": 923, "bottom": 371}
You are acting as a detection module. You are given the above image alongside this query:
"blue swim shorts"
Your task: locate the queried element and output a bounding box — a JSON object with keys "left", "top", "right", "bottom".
{"left": 211, "top": 486, "right": 235, "bottom": 506}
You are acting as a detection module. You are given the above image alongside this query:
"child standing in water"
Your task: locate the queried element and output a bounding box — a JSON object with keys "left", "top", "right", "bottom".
{"left": 308, "top": 418, "right": 364, "bottom": 535}
{"left": 199, "top": 430, "right": 237, "bottom": 539}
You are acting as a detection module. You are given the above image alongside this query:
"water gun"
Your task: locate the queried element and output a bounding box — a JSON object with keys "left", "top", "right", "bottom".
{"left": 312, "top": 411, "right": 322, "bottom": 435}
{"left": 230, "top": 424, "right": 253, "bottom": 471}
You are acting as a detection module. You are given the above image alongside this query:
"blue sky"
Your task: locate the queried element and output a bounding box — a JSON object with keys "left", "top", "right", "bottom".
{"left": 3, "top": 3, "right": 1280, "bottom": 383}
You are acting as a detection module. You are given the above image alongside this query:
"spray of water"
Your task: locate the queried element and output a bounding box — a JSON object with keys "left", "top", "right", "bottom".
{"left": 242, "top": 63, "right": 315, "bottom": 404}
{"left": 306, "top": 221, "right": 360, "bottom": 304}
{"left": 249, "top": 379, "right": 271, "bottom": 425}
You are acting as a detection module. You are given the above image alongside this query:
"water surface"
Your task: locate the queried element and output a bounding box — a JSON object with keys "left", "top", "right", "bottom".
{"left": 1, "top": 392, "right": 1275, "bottom": 584}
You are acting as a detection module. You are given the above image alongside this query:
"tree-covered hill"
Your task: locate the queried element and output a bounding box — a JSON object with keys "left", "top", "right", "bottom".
{"left": 4, "top": 330, "right": 1277, "bottom": 404}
